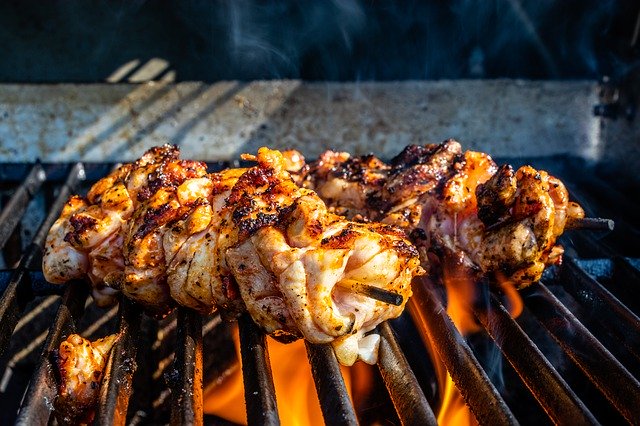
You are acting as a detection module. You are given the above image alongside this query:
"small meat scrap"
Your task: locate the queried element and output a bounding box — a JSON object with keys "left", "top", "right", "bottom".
{"left": 54, "top": 333, "right": 118, "bottom": 425}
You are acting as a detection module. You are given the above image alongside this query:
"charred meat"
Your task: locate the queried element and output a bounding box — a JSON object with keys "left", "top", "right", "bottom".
{"left": 54, "top": 334, "right": 118, "bottom": 425}
{"left": 43, "top": 146, "right": 423, "bottom": 366}
{"left": 298, "top": 139, "right": 584, "bottom": 288}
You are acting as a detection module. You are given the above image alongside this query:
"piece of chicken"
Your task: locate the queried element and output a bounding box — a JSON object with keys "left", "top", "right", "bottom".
{"left": 43, "top": 146, "right": 423, "bottom": 365}
{"left": 54, "top": 334, "right": 118, "bottom": 425}
{"left": 43, "top": 146, "right": 207, "bottom": 308}
{"left": 298, "top": 140, "right": 584, "bottom": 288}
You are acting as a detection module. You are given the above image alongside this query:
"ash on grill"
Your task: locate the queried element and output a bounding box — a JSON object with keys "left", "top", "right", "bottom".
{"left": 0, "top": 158, "right": 639, "bottom": 425}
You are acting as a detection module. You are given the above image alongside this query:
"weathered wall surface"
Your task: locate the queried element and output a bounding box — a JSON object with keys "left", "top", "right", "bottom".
{"left": 0, "top": 80, "right": 613, "bottom": 164}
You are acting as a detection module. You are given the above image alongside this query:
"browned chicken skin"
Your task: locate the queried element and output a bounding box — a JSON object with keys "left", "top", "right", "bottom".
{"left": 54, "top": 334, "right": 118, "bottom": 425}
{"left": 298, "top": 140, "right": 584, "bottom": 288}
{"left": 43, "top": 146, "right": 423, "bottom": 365}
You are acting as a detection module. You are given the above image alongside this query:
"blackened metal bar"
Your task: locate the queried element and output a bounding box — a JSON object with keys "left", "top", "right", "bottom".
{"left": 0, "top": 162, "right": 46, "bottom": 250}
{"left": 612, "top": 256, "right": 640, "bottom": 315}
{"left": 408, "top": 277, "right": 517, "bottom": 426}
{"left": 170, "top": 308, "right": 203, "bottom": 426}
{"left": 305, "top": 342, "right": 359, "bottom": 426}
{"left": 474, "top": 292, "right": 598, "bottom": 425}
{"left": 522, "top": 282, "right": 640, "bottom": 423}
{"left": 15, "top": 280, "right": 89, "bottom": 425}
{"left": 94, "top": 298, "right": 142, "bottom": 426}
{"left": 0, "top": 163, "right": 84, "bottom": 357}
{"left": 238, "top": 314, "right": 280, "bottom": 426}
{"left": 377, "top": 322, "right": 437, "bottom": 426}
{"left": 0, "top": 270, "right": 64, "bottom": 296}
{"left": 561, "top": 256, "right": 640, "bottom": 359}
{"left": 25, "top": 162, "right": 85, "bottom": 268}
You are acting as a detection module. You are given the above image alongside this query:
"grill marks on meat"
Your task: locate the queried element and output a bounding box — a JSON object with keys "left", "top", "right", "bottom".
{"left": 43, "top": 145, "right": 423, "bottom": 366}
{"left": 384, "top": 141, "right": 463, "bottom": 207}
{"left": 300, "top": 139, "right": 584, "bottom": 289}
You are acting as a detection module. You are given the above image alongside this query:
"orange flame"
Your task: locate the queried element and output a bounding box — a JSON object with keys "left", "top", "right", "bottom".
{"left": 496, "top": 272, "right": 524, "bottom": 319}
{"left": 203, "top": 266, "right": 524, "bottom": 425}
{"left": 436, "top": 260, "right": 481, "bottom": 426}
{"left": 411, "top": 258, "right": 524, "bottom": 426}
{"left": 203, "top": 324, "right": 361, "bottom": 425}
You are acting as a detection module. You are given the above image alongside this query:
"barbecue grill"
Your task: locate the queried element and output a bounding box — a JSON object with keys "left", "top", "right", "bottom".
{"left": 0, "top": 77, "right": 639, "bottom": 425}
{"left": 1, "top": 1, "right": 640, "bottom": 422}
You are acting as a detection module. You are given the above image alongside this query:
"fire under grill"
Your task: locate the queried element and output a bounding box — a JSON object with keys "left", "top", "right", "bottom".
{"left": 0, "top": 154, "right": 638, "bottom": 426}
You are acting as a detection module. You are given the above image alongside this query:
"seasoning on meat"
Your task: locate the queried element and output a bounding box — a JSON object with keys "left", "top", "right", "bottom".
{"left": 297, "top": 139, "right": 585, "bottom": 288}
{"left": 42, "top": 145, "right": 423, "bottom": 366}
{"left": 54, "top": 333, "right": 118, "bottom": 425}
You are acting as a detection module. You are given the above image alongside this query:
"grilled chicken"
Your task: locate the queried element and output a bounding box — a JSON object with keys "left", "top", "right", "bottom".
{"left": 43, "top": 146, "right": 423, "bottom": 365}
{"left": 43, "top": 146, "right": 207, "bottom": 307}
{"left": 54, "top": 334, "right": 118, "bottom": 425}
{"left": 298, "top": 140, "right": 584, "bottom": 288}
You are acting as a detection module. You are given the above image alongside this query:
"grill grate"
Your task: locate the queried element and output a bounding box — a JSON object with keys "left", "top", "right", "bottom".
{"left": 95, "top": 298, "right": 141, "bottom": 424}
{"left": 473, "top": 287, "right": 597, "bottom": 424}
{"left": 0, "top": 158, "right": 639, "bottom": 425}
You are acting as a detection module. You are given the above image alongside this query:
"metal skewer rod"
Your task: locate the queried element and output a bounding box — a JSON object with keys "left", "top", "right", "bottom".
{"left": 565, "top": 217, "right": 614, "bottom": 231}
{"left": 336, "top": 279, "right": 404, "bottom": 306}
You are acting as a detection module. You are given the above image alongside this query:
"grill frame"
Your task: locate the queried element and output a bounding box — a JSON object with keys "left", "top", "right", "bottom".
{"left": 0, "top": 159, "right": 638, "bottom": 425}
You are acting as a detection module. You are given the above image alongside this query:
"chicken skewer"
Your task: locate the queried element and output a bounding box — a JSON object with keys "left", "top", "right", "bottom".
{"left": 43, "top": 145, "right": 423, "bottom": 366}
{"left": 296, "top": 139, "right": 586, "bottom": 289}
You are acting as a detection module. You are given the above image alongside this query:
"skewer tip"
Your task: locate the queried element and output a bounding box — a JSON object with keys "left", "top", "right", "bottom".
{"left": 566, "top": 217, "right": 614, "bottom": 232}
{"left": 338, "top": 280, "right": 404, "bottom": 306}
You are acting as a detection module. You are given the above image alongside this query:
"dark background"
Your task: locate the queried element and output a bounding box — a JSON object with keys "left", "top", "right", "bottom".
{"left": 0, "top": 0, "right": 638, "bottom": 82}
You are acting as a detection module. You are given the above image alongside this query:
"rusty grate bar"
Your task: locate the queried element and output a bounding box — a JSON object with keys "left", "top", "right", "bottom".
{"left": 377, "top": 321, "right": 437, "bottom": 426}
{"left": 0, "top": 163, "right": 85, "bottom": 356}
{"left": 238, "top": 314, "right": 280, "bottom": 426}
{"left": 15, "top": 280, "right": 89, "bottom": 425}
{"left": 305, "top": 341, "right": 358, "bottom": 426}
{"left": 522, "top": 282, "right": 640, "bottom": 423}
{"left": 94, "top": 298, "right": 142, "bottom": 425}
{"left": 0, "top": 163, "right": 46, "bottom": 250}
{"left": 473, "top": 291, "right": 598, "bottom": 424}
{"left": 408, "top": 277, "right": 517, "bottom": 426}
{"left": 561, "top": 256, "right": 640, "bottom": 360}
{"left": 170, "top": 308, "right": 203, "bottom": 426}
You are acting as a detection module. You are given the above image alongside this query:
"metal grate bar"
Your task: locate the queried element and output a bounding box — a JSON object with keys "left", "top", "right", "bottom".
{"left": 0, "top": 163, "right": 85, "bottom": 357}
{"left": 561, "top": 256, "right": 640, "bottom": 360}
{"left": 474, "top": 291, "right": 598, "bottom": 424}
{"left": 238, "top": 314, "right": 280, "bottom": 426}
{"left": 612, "top": 256, "right": 640, "bottom": 315}
{"left": 94, "top": 298, "right": 142, "bottom": 425}
{"left": 305, "top": 342, "right": 358, "bottom": 426}
{"left": 523, "top": 282, "right": 640, "bottom": 423}
{"left": 0, "top": 163, "right": 46, "bottom": 250}
{"left": 377, "top": 321, "right": 437, "bottom": 426}
{"left": 169, "top": 308, "right": 203, "bottom": 426}
{"left": 15, "top": 281, "right": 89, "bottom": 425}
{"left": 408, "top": 277, "right": 518, "bottom": 426}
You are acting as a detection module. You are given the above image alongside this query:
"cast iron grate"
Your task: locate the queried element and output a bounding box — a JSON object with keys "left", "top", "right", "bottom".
{"left": 0, "top": 158, "right": 638, "bottom": 425}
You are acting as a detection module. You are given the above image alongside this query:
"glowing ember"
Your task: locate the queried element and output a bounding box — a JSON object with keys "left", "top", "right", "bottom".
{"left": 203, "top": 324, "right": 355, "bottom": 425}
